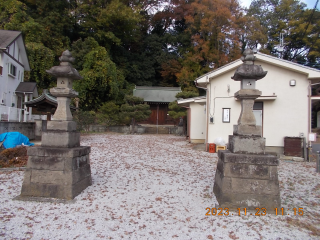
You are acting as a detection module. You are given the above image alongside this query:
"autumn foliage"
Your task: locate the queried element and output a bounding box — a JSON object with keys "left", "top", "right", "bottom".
{"left": 1, "top": 0, "right": 319, "bottom": 109}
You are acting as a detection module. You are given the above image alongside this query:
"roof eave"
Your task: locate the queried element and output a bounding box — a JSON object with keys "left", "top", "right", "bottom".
{"left": 256, "top": 52, "right": 320, "bottom": 78}
{"left": 195, "top": 60, "right": 242, "bottom": 88}
{"left": 177, "top": 96, "right": 206, "bottom": 106}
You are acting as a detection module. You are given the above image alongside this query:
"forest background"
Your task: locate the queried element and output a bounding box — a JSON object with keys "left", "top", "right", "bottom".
{"left": 1, "top": 0, "right": 320, "bottom": 117}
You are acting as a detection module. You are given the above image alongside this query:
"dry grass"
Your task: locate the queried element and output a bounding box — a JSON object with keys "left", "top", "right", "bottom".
{"left": 0, "top": 146, "right": 28, "bottom": 168}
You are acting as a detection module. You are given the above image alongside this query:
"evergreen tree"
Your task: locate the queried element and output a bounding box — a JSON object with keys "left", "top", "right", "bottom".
{"left": 75, "top": 46, "right": 126, "bottom": 110}
{"left": 120, "top": 95, "right": 151, "bottom": 133}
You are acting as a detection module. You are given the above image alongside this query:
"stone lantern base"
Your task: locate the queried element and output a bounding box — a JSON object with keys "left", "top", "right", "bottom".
{"left": 213, "top": 150, "right": 281, "bottom": 212}
{"left": 16, "top": 121, "right": 92, "bottom": 201}
{"left": 17, "top": 145, "right": 91, "bottom": 201}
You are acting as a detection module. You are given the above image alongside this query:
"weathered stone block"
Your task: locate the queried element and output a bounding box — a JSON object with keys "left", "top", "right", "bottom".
{"left": 72, "top": 164, "right": 91, "bottom": 184}
{"left": 19, "top": 146, "right": 91, "bottom": 200}
{"left": 217, "top": 159, "right": 277, "bottom": 180}
{"left": 22, "top": 169, "right": 32, "bottom": 185}
{"left": 64, "top": 157, "right": 79, "bottom": 171}
{"left": 21, "top": 182, "right": 62, "bottom": 199}
{"left": 231, "top": 178, "right": 280, "bottom": 195}
{"left": 72, "top": 176, "right": 92, "bottom": 198}
{"left": 233, "top": 124, "right": 262, "bottom": 136}
{"left": 213, "top": 151, "right": 281, "bottom": 212}
{"left": 213, "top": 168, "right": 232, "bottom": 194}
{"left": 27, "top": 156, "right": 65, "bottom": 171}
{"left": 42, "top": 131, "right": 80, "bottom": 148}
{"left": 234, "top": 89, "right": 262, "bottom": 99}
{"left": 47, "top": 120, "right": 77, "bottom": 131}
{"left": 30, "top": 170, "right": 71, "bottom": 185}
{"left": 28, "top": 146, "right": 90, "bottom": 158}
{"left": 219, "top": 150, "right": 278, "bottom": 165}
{"left": 228, "top": 135, "right": 265, "bottom": 154}
{"left": 214, "top": 191, "right": 281, "bottom": 210}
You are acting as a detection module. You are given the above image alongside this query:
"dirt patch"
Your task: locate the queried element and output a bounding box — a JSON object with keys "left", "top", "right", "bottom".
{"left": 0, "top": 146, "right": 28, "bottom": 168}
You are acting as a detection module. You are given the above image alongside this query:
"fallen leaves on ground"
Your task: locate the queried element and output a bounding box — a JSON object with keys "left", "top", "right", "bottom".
{"left": 0, "top": 134, "right": 320, "bottom": 239}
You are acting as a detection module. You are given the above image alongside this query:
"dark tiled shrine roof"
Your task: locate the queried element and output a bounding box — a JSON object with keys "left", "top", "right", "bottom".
{"left": 24, "top": 89, "right": 76, "bottom": 110}
{"left": 24, "top": 89, "right": 57, "bottom": 108}
{"left": 133, "top": 86, "right": 181, "bottom": 103}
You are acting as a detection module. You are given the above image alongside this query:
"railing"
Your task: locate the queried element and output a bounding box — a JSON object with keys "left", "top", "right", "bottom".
{"left": 0, "top": 105, "right": 23, "bottom": 122}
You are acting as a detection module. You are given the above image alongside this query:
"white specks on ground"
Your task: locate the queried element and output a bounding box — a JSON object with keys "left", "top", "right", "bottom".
{"left": 0, "top": 133, "right": 320, "bottom": 239}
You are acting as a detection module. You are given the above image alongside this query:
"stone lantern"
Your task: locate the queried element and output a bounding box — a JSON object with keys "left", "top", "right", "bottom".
{"left": 17, "top": 50, "right": 92, "bottom": 201}
{"left": 229, "top": 48, "right": 268, "bottom": 153}
{"left": 41, "top": 50, "right": 82, "bottom": 147}
{"left": 213, "top": 49, "right": 281, "bottom": 212}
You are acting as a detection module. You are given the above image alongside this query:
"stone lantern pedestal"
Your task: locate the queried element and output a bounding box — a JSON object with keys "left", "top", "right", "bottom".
{"left": 213, "top": 49, "right": 281, "bottom": 212}
{"left": 16, "top": 51, "right": 92, "bottom": 201}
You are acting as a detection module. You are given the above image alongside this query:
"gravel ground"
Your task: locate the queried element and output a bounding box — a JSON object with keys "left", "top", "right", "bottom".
{"left": 0, "top": 133, "right": 320, "bottom": 240}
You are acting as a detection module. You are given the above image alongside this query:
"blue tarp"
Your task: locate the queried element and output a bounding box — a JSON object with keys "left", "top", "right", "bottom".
{"left": 0, "top": 132, "right": 34, "bottom": 149}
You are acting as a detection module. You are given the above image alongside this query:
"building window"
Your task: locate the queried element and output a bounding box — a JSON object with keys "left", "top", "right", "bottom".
{"left": 0, "top": 66, "right": 2, "bottom": 75}
{"left": 8, "top": 63, "right": 16, "bottom": 77}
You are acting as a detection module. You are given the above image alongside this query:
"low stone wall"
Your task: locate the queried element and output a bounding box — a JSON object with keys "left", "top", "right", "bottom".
{"left": 88, "top": 124, "right": 183, "bottom": 135}
{"left": 0, "top": 122, "right": 35, "bottom": 140}
{"left": 144, "top": 126, "right": 183, "bottom": 135}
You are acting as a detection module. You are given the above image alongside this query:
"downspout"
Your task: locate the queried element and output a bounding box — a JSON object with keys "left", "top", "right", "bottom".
{"left": 195, "top": 78, "right": 209, "bottom": 151}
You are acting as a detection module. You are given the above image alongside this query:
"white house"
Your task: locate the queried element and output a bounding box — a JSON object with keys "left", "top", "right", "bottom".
{"left": 0, "top": 30, "right": 37, "bottom": 122}
{"left": 179, "top": 52, "right": 320, "bottom": 155}
{"left": 177, "top": 96, "right": 206, "bottom": 143}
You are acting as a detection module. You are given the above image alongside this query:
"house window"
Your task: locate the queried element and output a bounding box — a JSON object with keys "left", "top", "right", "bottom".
{"left": 0, "top": 66, "right": 2, "bottom": 75}
{"left": 8, "top": 63, "right": 16, "bottom": 77}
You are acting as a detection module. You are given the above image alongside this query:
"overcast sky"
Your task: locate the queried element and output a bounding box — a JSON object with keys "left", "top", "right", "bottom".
{"left": 240, "top": 0, "right": 319, "bottom": 9}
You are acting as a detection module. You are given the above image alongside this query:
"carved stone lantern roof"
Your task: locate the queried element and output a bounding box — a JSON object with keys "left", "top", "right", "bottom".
{"left": 46, "top": 50, "right": 82, "bottom": 80}
{"left": 231, "top": 48, "right": 267, "bottom": 81}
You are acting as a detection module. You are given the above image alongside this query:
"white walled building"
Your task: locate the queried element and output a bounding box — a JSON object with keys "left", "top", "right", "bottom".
{"left": 179, "top": 52, "right": 320, "bottom": 155}
{"left": 177, "top": 96, "right": 206, "bottom": 143}
{"left": 0, "top": 30, "right": 37, "bottom": 122}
